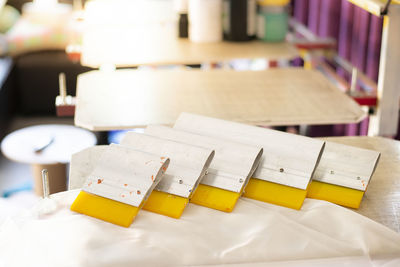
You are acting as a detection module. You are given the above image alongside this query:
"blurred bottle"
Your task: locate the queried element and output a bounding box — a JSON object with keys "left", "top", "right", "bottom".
{"left": 188, "top": 0, "right": 223, "bottom": 43}
{"left": 223, "top": 0, "right": 256, "bottom": 42}
{"left": 257, "top": 0, "right": 290, "bottom": 42}
{"left": 174, "top": 0, "right": 188, "bottom": 38}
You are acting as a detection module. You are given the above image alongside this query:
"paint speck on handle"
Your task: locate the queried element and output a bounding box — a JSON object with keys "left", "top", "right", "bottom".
{"left": 160, "top": 156, "right": 165, "bottom": 160}
{"left": 97, "top": 179, "right": 103, "bottom": 184}
{"left": 137, "top": 190, "right": 141, "bottom": 195}
{"left": 151, "top": 175, "right": 154, "bottom": 181}
{"left": 124, "top": 184, "right": 128, "bottom": 187}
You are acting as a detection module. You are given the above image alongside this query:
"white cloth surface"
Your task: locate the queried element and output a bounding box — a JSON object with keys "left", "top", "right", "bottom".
{"left": 0, "top": 192, "right": 38, "bottom": 225}
{"left": 0, "top": 190, "right": 399, "bottom": 267}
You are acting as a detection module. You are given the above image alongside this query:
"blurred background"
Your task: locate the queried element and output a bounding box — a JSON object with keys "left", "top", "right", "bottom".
{"left": 0, "top": 0, "right": 398, "bottom": 223}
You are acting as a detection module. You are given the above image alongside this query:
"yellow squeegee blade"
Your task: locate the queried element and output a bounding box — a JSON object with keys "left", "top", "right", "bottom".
{"left": 190, "top": 184, "right": 240, "bottom": 212}
{"left": 70, "top": 191, "right": 140, "bottom": 227}
{"left": 143, "top": 190, "right": 189, "bottom": 219}
{"left": 243, "top": 178, "right": 307, "bottom": 210}
{"left": 307, "top": 181, "right": 364, "bottom": 209}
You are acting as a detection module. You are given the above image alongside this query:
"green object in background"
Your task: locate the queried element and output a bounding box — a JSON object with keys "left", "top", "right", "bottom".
{"left": 257, "top": 6, "right": 288, "bottom": 42}
{"left": 0, "top": 5, "right": 20, "bottom": 33}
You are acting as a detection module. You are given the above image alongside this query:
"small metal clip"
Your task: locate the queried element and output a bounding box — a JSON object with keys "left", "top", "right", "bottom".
{"left": 59, "top": 73, "right": 67, "bottom": 104}
{"left": 42, "top": 169, "right": 50, "bottom": 198}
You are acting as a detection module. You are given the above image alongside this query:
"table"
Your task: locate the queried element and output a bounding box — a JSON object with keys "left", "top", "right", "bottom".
{"left": 321, "top": 136, "right": 400, "bottom": 233}
{"left": 68, "top": 136, "right": 400, "bottom": 233}
{"left": 1, "top": 125, "right": 96, "bottom": 195}
{"left": 75, "top": 68, "right": 366, "bottom": 131}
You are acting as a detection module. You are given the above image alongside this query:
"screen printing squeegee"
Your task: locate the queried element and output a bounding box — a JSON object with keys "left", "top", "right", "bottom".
{"left": 174, "top": 113, "right": 325, "bottom": 210}
{"left": 70, "top": 144, "right": 169, "bottom": 227}
{"left": 145, "top": 125, "right": 263, "bottom": 212}
{"left": 308, "top": 141, "right": 380, "bottom": 209}
{"left": 120, "top": 132, "right": 215, "bottom": 218}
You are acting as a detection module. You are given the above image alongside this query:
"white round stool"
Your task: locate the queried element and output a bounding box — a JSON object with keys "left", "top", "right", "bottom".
{"left": 1, "top": 124, "right": 96, "bottom": 196}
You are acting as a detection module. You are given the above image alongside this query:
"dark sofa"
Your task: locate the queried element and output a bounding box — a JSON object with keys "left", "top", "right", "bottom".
{"left": 0, "top": 57, "right": 15, "bottom": 139}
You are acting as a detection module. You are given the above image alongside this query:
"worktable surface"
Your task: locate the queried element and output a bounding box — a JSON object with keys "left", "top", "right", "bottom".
{"left": 67, "top": 136, "right": 400, "bottom": 234}
{"left": 75, "top": 68, "right": 365, "bottom": 131}
{"left": 322, "top": 136, "right": 400, "bottom": 233}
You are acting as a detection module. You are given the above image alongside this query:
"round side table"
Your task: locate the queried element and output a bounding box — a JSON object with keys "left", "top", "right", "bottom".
{"left": 1, "top": 124, "right": 97, "bottom": 196}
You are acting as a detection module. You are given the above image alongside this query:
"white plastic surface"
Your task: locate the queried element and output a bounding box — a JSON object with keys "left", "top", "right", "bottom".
{"left": 82, "top": 144, "right": 169, "bottom": 207}
{"left": 120, "top": 132, "right": 214, "bottom": 198}
{"left": 0, "top": 189, "right": 399, "bottom": 267}
{"left": 145, "top": 125, "right": 263, "bottom": 193}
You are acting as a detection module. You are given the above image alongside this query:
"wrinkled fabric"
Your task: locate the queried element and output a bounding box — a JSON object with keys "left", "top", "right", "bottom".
{"left": 0, "top": 190, "right": 399, "bottom": 267}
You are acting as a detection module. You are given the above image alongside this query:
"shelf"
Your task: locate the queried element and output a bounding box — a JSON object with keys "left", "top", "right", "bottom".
{"left": 81, "top": 0, "right": 298, "bottom": 67}
{"left": 81, "top": 37, "right": 299, "bottom": 68}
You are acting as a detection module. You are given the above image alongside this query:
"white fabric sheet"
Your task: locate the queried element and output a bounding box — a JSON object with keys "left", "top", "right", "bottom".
{"left": 0, "top": 190, "right": 399, "bottom": 267}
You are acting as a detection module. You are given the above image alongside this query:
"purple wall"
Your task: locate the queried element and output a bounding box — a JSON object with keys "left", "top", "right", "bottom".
{"left": 296, "top": 1, "right": 384, "bottom": 137}
{"left": 318, "top": 0, "right": 341, "bottom": 39}
{"left": 366, "top": 15, "right": 383, "bottom": 82}
{"left": 294, "top": 0, "right": 309, "bottom": 25}
{"left": 308, "top": 0, "right": 321, "bottom": 34}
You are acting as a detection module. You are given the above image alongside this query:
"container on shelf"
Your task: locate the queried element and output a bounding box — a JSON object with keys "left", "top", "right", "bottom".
{"left": 174, "top": 0, "right": 189, "bottom": 38}
{"left": 223, "top": 0, "right": 256, "bottom": 42}
{"left": 257, "top": 0, "right": 290, "bottom": 42}
{"left": 188, "top": 0, "right": 223, "bottom": 43}
{"left": 22, "top": 1, "right": 72, "bottom": 25}
{"left": 178, "top": 13, "right": 189, "bottom": 38}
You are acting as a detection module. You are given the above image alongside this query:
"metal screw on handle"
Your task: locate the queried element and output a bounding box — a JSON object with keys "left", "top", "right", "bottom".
{"left": 42, "top": 169, "right": 50, "bottom": 199}
{"left": 59, "top": 73, "right": 67, "bottom": 104}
